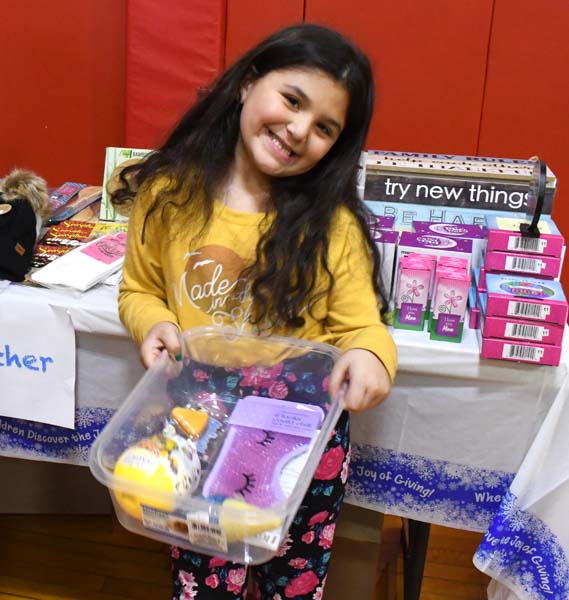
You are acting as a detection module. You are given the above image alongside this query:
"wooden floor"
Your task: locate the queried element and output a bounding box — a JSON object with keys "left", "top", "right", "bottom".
{"left": 379, "top": 516, "right": 491, "bottom": 600}
{"left": 0, "top": 513, "right": 490, "bottom": 600}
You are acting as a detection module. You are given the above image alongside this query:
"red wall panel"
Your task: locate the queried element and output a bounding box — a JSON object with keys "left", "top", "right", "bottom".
{"left": 125, "top": 0, "right": 226, "bottom": 148}
{"left": 478, "top": 0, "right": 569, "bottom": 287}
{"left": 225, "top": 0, "right": 305, "bottom": 67}
{"left": 305, "top": 0, "right": 493, "bottom": 154}
{"left": 0, "top": 0, "right": 126, "bottom": 187}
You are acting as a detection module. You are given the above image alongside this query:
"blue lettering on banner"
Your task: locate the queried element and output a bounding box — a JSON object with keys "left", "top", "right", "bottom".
{"left": 474, "top": 491, "right": 569, "bottom": 599}
{"left": 0, "top": 343, "right": 54, "bottom": 372}
{"left": 0, "top": 407, "right": 115, "bottom": 464}
{"left": 347, "top": 444, "right": 514, "bottom": 531}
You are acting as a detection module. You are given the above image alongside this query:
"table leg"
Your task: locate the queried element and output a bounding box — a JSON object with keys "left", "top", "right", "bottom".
{"left": 401, "top": 518, "right": 431, "bottom": 600}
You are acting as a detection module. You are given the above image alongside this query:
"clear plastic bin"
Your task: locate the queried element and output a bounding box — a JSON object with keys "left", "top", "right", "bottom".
{"left": 89, "top": 326, "right": 344, "bottom": 564}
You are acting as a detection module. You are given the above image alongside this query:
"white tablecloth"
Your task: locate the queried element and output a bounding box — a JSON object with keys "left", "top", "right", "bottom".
{"left": 1, "top": 281, "right": 567, "bottom": 599}
{"left": 0, "top": 283, "right": 144, "bottom": 463}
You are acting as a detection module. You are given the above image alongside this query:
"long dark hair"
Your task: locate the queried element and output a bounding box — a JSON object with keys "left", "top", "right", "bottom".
{"left": 112, "top": 23, "right": 384, "bottom": 329}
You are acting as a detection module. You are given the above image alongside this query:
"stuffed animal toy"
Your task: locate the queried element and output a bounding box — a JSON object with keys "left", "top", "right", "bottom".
{"left": 0, "top": 168, "right": 50, "bottom": 282}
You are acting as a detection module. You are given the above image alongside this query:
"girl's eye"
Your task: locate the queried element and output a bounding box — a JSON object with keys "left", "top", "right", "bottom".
{"left": 283, "top": 94, "right": 300, "bottom": 108}
{"left": 317, "top": 123, "right": 332, "bottom": 137}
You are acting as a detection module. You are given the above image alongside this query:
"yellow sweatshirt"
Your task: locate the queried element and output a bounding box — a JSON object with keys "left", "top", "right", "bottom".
{"left": 119, "top": 187, "right": 397, "bottom": 382}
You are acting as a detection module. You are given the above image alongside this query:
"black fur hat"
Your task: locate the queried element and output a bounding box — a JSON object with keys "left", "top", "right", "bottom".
{"left": 0, "top": 169, "right": 49, "bottom": 282}
{"left": 0, "top": 198, "right": 38, "bottom": 281}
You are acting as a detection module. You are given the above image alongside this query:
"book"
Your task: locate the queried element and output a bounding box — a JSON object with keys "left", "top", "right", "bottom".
{"left": 31, "top": 232, "right": 127, "bottom": 292}
{"left": 47, "top": 186, "right": 103, "bottom": 224}
{"left": 30, "top": 220, "right": 128, "bottom": 270}
{"left": 48, "top": 182, "right": 87, "bottom": 211}
{"left": 99, "top": 147, "right": 152, "bottom": 222}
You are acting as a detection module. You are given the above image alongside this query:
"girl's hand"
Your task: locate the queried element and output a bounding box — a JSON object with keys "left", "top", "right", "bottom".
{"left": 140, "top": 321, "right": 181, "bottom": 369}
{"left": 328, "top": 348, "right": 392, "bottom": 413}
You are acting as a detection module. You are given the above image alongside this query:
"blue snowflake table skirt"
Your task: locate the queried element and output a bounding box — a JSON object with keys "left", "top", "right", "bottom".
{"left": 473, "top": 374, "right": 569, "bottom": 600}
{"left": 475, "top": 491, "right": 569, "bottom": 600}
{"left": 347, "top": 445, "right": 515, "bottom": 532}
{"left": 0, "top": 407, "right": 115, "bottom": 464}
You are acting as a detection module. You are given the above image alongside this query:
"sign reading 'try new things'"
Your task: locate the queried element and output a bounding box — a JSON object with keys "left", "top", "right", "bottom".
{"left": 0, "top": 299, "right": 75, "bottom": 428}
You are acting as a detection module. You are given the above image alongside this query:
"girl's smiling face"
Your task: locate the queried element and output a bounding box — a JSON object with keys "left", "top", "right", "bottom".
{"left": 236, "top": 67, "right": 349, "bottom": 180}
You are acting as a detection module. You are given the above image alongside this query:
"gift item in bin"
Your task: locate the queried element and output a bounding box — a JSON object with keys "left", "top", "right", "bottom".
{"left": 113, "top": 431, "right": 201, "bottom": 520}
{"left": 89, "top": 326, "right": 343, "bottom": 564}
{"left": 203, "top": 396, "right": 324, "bottom": 507}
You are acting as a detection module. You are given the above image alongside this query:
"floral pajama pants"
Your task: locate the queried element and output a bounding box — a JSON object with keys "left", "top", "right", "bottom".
{"left": 171, "top": 411, "right": 350, "bottom": 600}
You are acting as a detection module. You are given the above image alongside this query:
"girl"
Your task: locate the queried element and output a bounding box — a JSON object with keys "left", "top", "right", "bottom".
{"left": 113, "top": 23, "right": 397, "bottom": 600}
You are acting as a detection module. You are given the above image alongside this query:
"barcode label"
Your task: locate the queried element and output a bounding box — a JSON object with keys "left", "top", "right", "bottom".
{"left": 246, "top": 526, "right": 284, "bottom": 551}
{"left": 504, "top": 322, "right": 546, "bottom": 341}
{"left": 504, "top": 256, "right": 544, "bottom": 273}
{"left": 507, "top": 236, "right": 547, "bottom": 253}
{"left": 186, "top": 514, "right": 228, "bottom": 552}
{"left": 141, "top": 505, "right": 205, "bottom": 545}
{"left": 507, "top": 301, "right": 550, "bottom": 320}
{"left": 502, "top": 344, "right": 544, "bottom": 362}
{"left": 141, "top": 505, "right": 171, "bottom": 533}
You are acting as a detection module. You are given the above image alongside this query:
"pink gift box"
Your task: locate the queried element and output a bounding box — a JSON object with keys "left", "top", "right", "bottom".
{"left": 484, "top": 250, "right": 562, "bottom": 279}
{"left": 484, "top": 273, "right": 568, "bottom": 327}
{"left": 468, "top": 286, "right": 481, "bottom": 329}
{"left": 398, "top": 232, "right": 474, "bottom": 272}
{"left": 485, "top": 215, "right": 564, "bottom": 258}
{"left": 487, "top": 229, "right": 565, "bottom": 258}
{"left": 482, "top": 315, "right": 565, "bottom": 346}
{"left": 369, "top": 215, "right": 396, "bottom": 231}
{"left": 473, "top": 267, "right": 487, "bottom": 293}
{"left": 480, "top": 337, "right": 562, "bottom": 366}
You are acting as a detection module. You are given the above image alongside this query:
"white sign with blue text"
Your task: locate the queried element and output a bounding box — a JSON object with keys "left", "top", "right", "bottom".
{"left": 0, "top": 300, "right": 75, "bottom": 428}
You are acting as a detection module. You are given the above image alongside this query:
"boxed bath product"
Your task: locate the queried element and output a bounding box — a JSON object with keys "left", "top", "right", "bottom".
{"left": 485, "top": 215, "right": 565, "bottom": 258}
{"left": 393, "top": 255, "right": 432, "bottom": 330}
{"left": 373, "top": 228, "right": 399, "bottom": 312}
{"left": 397, "top": 232, "right": 474, "bottom": 274}
{"left": 89, "top": 327, "right": 344, "bottom": 564}
{"left": 412, "top": 221, "right": 487, "bottom": 270}
{"left": 428, "top": 268, "right": 469, "bottom": 342}
{"left": 472, "top": 267, "right": 487, "bottom": 294}
{"left": 481, "top": 314, "right": 564, "bottom": 346}
{"left": 484, "top": 250, "right": 562, "bottom": 279}
{"left": 480, "top": 336, "right": 562, "bottom": 366}
{"left": 484, "top": 273, "right": 568, "bottom": 327}
{"left": 369, "top": 214, "right": 396, "bottom": 231}
{"left": 468, "top": 286, "right": 481, "bottom": 330}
